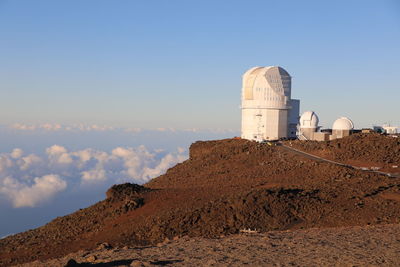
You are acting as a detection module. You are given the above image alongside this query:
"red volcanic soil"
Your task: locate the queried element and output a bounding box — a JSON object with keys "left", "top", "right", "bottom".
{"left": 287, "top": 133, "right": 400, "bottom": 173}
{"left": 1, "top": 134, "right": 400, "bottom": 266}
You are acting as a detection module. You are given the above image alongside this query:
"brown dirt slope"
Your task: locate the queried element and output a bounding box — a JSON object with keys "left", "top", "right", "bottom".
{"left": 287, "top": 133, "right": 400, "bottom": 171}
{"left": 1, "top": 135, "right": 400, "bottom": 266}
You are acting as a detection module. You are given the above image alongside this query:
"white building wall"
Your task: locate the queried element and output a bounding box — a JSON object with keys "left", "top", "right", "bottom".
{"left": 383, "top": 126, "right": 399, "bottom": 134}
{"left": 241, "top": 108, "right": 288, "bottom": 141}
{"left": 241, "top": 109, "right": 260, "bottom": 140}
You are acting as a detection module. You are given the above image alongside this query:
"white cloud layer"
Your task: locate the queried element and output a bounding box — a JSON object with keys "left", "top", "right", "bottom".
{"left": 0, "top": 145, "right": 187, "bottom": 208}
{"left": 8, "top": 123, "right": 237, "bottom": 134}
{"left": 10, "top": 123, "right": 115, "bottom": 132}
{"left": 0, "top": 175, "right": 67, "bottom": 208}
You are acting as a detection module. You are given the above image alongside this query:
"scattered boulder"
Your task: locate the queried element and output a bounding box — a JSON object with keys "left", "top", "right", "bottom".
{"left": 85, "top": 255, "right": 97, "bottom": 262}
{"left": 64, "top": 259, "right": 79, "bottom": 267}
{"left": 130, "top": 260, "right": 148, "bottom": 267}
{"left": 97, "top": 242, "right": 112, "bottom": 250}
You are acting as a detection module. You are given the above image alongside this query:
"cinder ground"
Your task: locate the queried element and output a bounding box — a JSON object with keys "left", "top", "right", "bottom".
{"left": 21, "top": 224, "right": 400, "bottom": 267}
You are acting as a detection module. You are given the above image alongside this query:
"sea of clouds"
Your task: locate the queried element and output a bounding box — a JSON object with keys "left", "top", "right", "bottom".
{"left": 0, "top": 144, "right": 186, "bottom": 208}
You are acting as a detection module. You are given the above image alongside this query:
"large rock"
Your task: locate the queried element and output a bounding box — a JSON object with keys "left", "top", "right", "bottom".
{"left": 106, "top": 183, "right": 150, "bottom": 201}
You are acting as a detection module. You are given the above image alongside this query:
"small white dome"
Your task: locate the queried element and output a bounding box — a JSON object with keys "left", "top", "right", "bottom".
{"left": 300, "top": 111, "right": 319, "bottom": 128}
{"left": 332, "top": 117, "right": 354, "bottom": 130}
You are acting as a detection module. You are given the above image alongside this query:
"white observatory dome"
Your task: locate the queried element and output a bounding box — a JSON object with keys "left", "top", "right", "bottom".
{"left": 299, "top": 111, "right": 319, "bottom": 128}
{"left": 332, "top": 117, "right": 354, "bottom": 130}
{"left": 242, "top": 66, "right": 291, "bottom": 109}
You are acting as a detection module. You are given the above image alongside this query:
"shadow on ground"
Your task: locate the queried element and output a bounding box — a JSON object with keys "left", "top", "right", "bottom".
{"left": 65, "top": 258, "right": 184, "bottom": 266}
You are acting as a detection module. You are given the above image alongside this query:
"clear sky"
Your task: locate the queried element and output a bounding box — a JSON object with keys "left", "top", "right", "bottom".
{"left": 1, "top": 0, "right": 399, "bottom": 129}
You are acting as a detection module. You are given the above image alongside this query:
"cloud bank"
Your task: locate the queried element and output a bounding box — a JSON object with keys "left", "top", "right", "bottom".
{"left": 0, "top": 175, "right": 66, "bottom": 208}
{"left": 10, "top": 123, "right": 114, "bottom": 132}
{"left": 0, "top": 145, "right": 187, "bottom": 208}
{"left": 8, "top": 123, "right": 237, "bottom": 134}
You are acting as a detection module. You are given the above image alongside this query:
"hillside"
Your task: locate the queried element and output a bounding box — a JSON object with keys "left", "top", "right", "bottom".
{"left": 1, "top": 134, "right": 400, "bottom": 266}
{"left": 287, "top": 133, "right": 400, "bottom": 172}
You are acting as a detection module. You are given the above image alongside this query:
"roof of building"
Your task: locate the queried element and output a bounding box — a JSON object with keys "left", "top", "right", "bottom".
{"left": 243, "top": 66, "right": 290, "bottom": 76}
{"left": 300, "top": 111, "right": 319, "bottom": 128}
{"left": 332, "top": 117, "right": 354, "bottom": 130}
{"left": 242, "top": 66, "right": 291, "bottom": 106}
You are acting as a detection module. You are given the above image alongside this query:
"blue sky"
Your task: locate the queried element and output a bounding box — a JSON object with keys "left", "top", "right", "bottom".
{"left": 1, "top": 0, "right": 399, "bottom": 129}
{"left": 0, "top": 0, "right": 399, "bottom": 237}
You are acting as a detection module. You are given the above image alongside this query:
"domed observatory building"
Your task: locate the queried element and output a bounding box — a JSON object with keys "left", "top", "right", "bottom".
{"left": 298, "top": 111, "right": 331, "bottom": 141}
{"left": 241, "top": 66, "right": 300, "bottom": 141}
{"left": 331, "top": 117, "right": 354, "bottom": 139}
{"left": 298, "top": 111, "right": 319, "bottom": 140}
